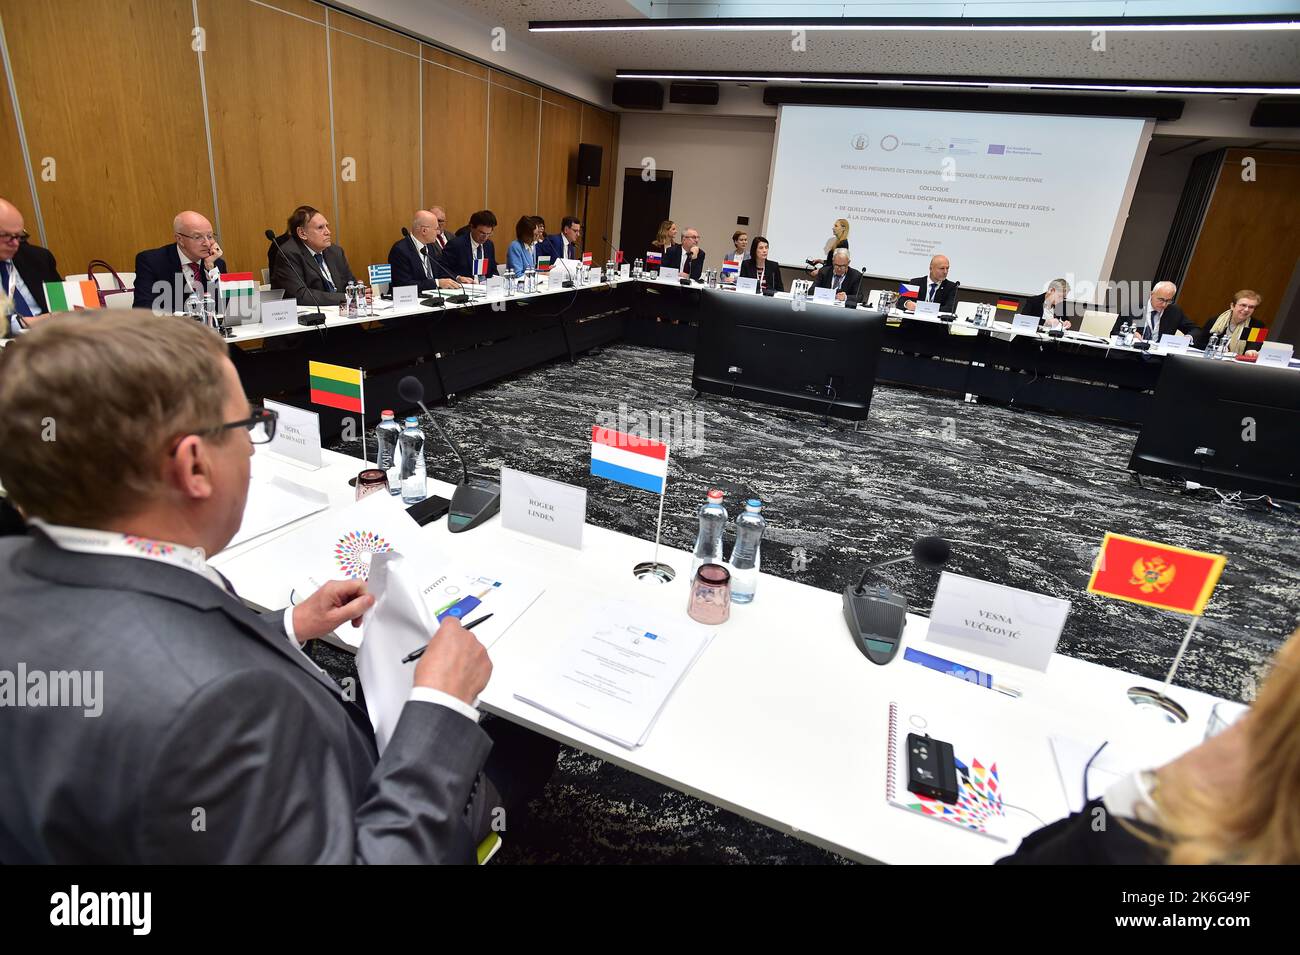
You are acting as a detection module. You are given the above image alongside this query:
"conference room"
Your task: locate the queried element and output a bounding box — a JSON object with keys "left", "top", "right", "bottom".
{"left": 2, "top": 0, "right": 1299, "bottom": 892}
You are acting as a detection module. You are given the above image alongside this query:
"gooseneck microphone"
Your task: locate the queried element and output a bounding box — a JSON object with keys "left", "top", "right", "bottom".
{"left": 397, "top": 375, "right": 500, "bottom": 533}
{"left": 843, "top": 536, "right": 951, "bottom": 665}
{"left": 265, "top": 228, "right": 327, "bottom": 325}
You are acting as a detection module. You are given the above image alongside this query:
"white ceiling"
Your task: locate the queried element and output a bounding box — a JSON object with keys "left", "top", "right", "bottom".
{"left": 457, "top": 0, "right": 1300, "bottom": 83}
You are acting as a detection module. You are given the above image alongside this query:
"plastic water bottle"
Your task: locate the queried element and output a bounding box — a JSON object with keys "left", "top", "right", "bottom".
{"left": 398, "top": 416, "right": 427, "bottom": 504}
{"left": 690, "top": 489, "right": 728, "bottom": 576}
{"left": 200, "top": 292, "right": 217, "bottom": 328}
{"left": 375, "top": 410, "right": 402, "bottom": 494}
{"left": 728, "top": 499, "right": 766, "bottom": 604}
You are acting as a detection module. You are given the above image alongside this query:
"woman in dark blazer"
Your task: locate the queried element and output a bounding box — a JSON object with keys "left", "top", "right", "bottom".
{"left": 737, "top": 236, "right": 784, "bottom": 294}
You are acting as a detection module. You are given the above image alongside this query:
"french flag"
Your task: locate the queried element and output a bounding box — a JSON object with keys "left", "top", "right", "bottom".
{"left": 475, "top": 257, "right": 491, "bottom": 277}
{"left": 591, "top": 426, "right": 669, "bottom": 494}
{"left": 897, "top": 283, "right": 919, "bottom": 300}
{"left": 646, "top": 251, "right": 662, "bottom": 266}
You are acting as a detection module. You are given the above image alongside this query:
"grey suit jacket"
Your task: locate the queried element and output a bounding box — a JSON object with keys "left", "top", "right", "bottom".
{"left": 0, "top": 531, "right": 493, "bottom": 864}
{"left": 268, "top": 236, "right": 355, "bottom": 307}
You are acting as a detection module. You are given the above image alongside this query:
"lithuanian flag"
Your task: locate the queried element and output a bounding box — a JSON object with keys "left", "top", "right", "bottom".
{"left": 43, "top": 280, "right": 100, "bottom": 311}
{"left": 309, "top": 360, "right": 363, "bottom": 413}
{"left": 1087, "top": 532, "right": 1226, "bottom": 616}
{"left": 1246, "top": 326, "right": 1268, "bottom": 343}
{"left": 996, "top": 298, "right": 1019, "bottom": 312}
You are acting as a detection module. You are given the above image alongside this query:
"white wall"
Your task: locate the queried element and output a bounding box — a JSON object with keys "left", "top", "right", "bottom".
{"left": 612, "top": 113, "right": 776, "bottom": 260}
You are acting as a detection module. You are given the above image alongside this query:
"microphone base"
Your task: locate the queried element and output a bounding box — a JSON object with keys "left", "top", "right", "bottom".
{"left": 843, "top": 585, "right": 908, "bottom": 665}
{"left": 297, "top": 312, "right": 327, "bottom": 326}
{"left": 447, "top": 476, "right": 501, "bottom": 533}
{"left": 444, "top": 293, "right": 471, "bottom": 304}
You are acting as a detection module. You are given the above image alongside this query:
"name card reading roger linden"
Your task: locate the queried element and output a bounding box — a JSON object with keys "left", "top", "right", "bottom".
{"left": 925, "top": 571, "right": 1071, "bottom": 672}
{"left": 500, "top": 467, "right": 586, "bottom": 549}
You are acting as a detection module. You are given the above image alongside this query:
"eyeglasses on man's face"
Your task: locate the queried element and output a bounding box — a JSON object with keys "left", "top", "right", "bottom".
{"left": 0, "top": 230, "right": 29, "bottom": 244}
{"left": 176, "top": 231, "right": 218, "bottom": 243}
{"left": 173, "top": 406, "right": 278, "bottom": 454}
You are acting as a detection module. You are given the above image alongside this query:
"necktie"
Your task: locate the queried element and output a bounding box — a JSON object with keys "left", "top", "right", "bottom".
{"left": 929, "top": 282, "right": 937, "bottom": 302}
{"left": 833, "top": 274, "right": 842, "bottom": 292}
{"left": 314, "top": 252, "right": 335, "bottom": 291}
{"left": 1, "top": 261, "right": 33, "bottom": 317}
{"left": 421, "top": 245, "right": 432, "bottom": 278}
{"left": 190, "top": 263, "right": 204, "bottom": 290}
{"left": 1149, "top": 311, "right": 1160, "bottom": 340}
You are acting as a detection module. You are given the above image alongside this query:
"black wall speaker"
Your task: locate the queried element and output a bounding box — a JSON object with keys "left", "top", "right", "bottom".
{"left": 669, "top": 82, "right": 719, "bottom": 106}
{"left": 1250, "top": 97, "right": 1300, "bottom": 128}
{"left": 612, "top": 79, "right": 664, "bottom": 110}
{"left": 576, "top": 143, "right": 603, "bottom": 187}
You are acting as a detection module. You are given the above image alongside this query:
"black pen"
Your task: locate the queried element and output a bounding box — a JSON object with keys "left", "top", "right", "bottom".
{"left": 402, "top": 613, "right": 493, "bottom": 663}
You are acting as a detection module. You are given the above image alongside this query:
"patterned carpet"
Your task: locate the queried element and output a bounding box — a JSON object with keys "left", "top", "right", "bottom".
{"left": 326, "top": 342, "right": 1300, "bottom": 864}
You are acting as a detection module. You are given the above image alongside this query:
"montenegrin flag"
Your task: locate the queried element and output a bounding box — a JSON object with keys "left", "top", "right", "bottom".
{"left": 218, "top": 272, "right": 256, "bottom": 301}
{"left": 1246, "top": 326, "right": 1268, "bottom": 343}
{"left": 897, "top": 283, "right": 919, "bottom": 300}
{"left": 43, "top": 280, "right": 100, "bottom": 311}
{"left": 309, "top": 360, "right": 364, "bottom": 414}
{"left": 1087, "top": 532, "right": 1226, "bottom": 616}
{"left": 591, "top": 426, "right": 669, "bottom": 494}
{"left": 581, "top": 251, "right": 593, "bottom": 266}
{"left": 996, "top": 298, "right": 1019, "bottom": 312}
{"left": 721, "top": 259, "right": 740, "bottom": 278}
{"left": 646, "top": 251, "right": 662, "bottom": 267}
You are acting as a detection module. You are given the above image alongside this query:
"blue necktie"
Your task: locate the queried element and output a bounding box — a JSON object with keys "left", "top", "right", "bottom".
{"left": 1, "top": 260, "right": 34, "bottom": 316}
{"left": 421, "top": 245, "right": 432, "bottom": 278}
{"left": 313, "top": 252, "right": 334, "bottom": 291}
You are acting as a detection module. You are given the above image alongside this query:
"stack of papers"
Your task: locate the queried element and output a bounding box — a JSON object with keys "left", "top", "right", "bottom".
{"left": 514, "top": 601, "right": 715, "bottom": 749}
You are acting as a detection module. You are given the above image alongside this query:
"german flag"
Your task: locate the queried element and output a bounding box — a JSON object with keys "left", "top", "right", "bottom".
{"left": 1087, "top": 532, "right": 1226, "bottom": 616}
{"left": 995, "top": 298, "right": 1019, "bottom": 312}
{"left": 309, "top": 360, "right": 363, "bottom": 413}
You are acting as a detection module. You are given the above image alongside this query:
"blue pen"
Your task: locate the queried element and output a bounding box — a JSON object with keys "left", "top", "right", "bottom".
{"left": 904, "top": 647, "right": 1021, "bottom": 698}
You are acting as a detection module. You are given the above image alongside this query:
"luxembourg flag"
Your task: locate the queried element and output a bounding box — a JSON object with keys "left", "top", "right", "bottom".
{"left": 591, "top": 426, "right": 669, "bottom": 494}
{"left": 43, "top": 280, "right": 100, "bottom": 311}
{"left": 646, "top": 250, "right": 662, "bottom": 267}
{"left": 897, "top": 283, "right": 919, "bottom": 300}
{"left": 721, "top": 259, "right": 740, "bottom": 279}
{"left": 581, "top": 251, "right": 593, "bottom": 266}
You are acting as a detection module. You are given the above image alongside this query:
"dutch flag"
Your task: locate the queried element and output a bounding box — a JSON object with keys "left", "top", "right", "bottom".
{"left": 591, "top": 426, "right": 669, "bottom": 494}
{"left": 721, "top": 259, "right": 740, "bottom": 278}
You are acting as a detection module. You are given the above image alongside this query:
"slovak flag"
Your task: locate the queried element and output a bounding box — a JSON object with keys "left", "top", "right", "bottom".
{"left": 537, "top": 254, "right": 553, "bottom": 273}
{"left": 591, "top": 426, "right": 669, "bottom": 494}
{"left": 898, "top": 283, "right": 919, "bottom": 300}
{"left": 582, "top": 251, "right": 593, "bottom": 266}
{"left": 721, "top": 259, "right": 740, "bottom": 278}
{"left": 646, "top": 251, "right": 662, "bottom": 267}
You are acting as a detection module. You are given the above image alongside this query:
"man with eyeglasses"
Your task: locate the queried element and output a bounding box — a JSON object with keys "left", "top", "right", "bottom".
{"left": 0, "top": 310, "right": 557, "bottom": 863}
{"left": 661, "top": 226, "right": 706, "bottom": 281}
{"left": 132, "top": 210, "right": 228, "bottom": 314}
{"left": 0, "top": 196, "right": 62, "bottom": 336}
{"left": 1112, "top": 281, "right": 1198, "bottom": 342}
{"left": 813, "top": 248, "right": 864, "bottom": 304}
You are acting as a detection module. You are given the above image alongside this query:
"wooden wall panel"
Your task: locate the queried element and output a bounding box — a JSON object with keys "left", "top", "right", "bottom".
{"left": 422, "top": 58, "right": 487, "bottom": 232}
{"left": 538, "top": 95, "right": 581, "bottom": 234}
{"left": 1, "top": 0, "right": 210, "bottom": 273}
{"left": 329, "top": 15, "right": 420, "bottom": 274}
{"left": 1179, "top": 148, "right": 1300, "bottom": 329}
{"left": 487, "top": 80, "right": 540, "bottom": 233}
{"left": 199, "top": 0, "right": 333, "bottom": 279}
{"left": 579, "top": 105, "right": 619, "bottom": 250}
{"left": 0, "top": 20, "right": 36, "bottom": 240}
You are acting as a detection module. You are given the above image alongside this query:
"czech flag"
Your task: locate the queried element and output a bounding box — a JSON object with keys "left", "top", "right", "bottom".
{"left": 1087, "top": 532, "right": 1226, "bottom": 616}
{"left": 591, "top": 426, "right": 669, "bottom": 494}
{"left": 581, "top": 251, "right": 593, "bottom": 266}
{"left": 996, "top": 298, "right": 1019, "bottom": 312}
{"left": 897, "top": 283, "right": 918, "bottom": 300}
{"left": 646, "top": 251, "right": 662, "bottom": 267}
{"left": 1246, "top": 326, "right": 1268, "bottom": 343}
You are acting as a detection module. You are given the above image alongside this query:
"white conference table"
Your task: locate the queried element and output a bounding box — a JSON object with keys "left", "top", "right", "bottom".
{"left": 215, "top": 446, "right": 1226, "bottom": 865}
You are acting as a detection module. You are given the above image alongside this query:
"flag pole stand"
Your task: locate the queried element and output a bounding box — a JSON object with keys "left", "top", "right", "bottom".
{"left": 1125, "top": 615, "right": 1197, "bottom": 724}
{"left": 633, "top": 484, "right": 675, "bottom": 584}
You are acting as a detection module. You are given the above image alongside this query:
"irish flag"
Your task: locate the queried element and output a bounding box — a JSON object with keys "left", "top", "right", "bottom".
{"left": 996, "top": 298, "right": 1019, "bottom": 313}
{"left": 309, "top": 360, "right": 364, "bottom": 414}
{"left": 646, "top": 251, "right": 662, "bottom": 267}
{"left": 43, "top": 280, "right": 100, "bottom": 311}
{"left": 218, "top": 272, "right": 255, "bottom": 301}
{"left": 897, "top": 283, "right": 918, "bottom": 300}
{"left": 591, "top": 426, "right": 669, "bottom": 494}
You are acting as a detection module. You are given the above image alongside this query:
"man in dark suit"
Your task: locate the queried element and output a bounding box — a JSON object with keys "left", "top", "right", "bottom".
{"left": 0, "top": 197, "right": 61, "bottom": 335}
{"left": 0, "top": 311, "right": 556, "bottom": 863}
{"left": 133, "top": 210, "right": 229, "bottom": 313}
{"left": 1019, "top": 278, "right": 1073, "bottom": 330}
{"left": 661, "top": 226, "right": 706, "bottom": 280}
{"left": 269, "top": 205, "right": 355, "bottom": 307}
{"left": 539, "top": 216, "right": 582, "bottom": 264}
{"left": 904, "top": 254, "right": 958, "bottom": 313}
{"left": 440, "top": 210, "right": 498, "bottom": 284}
{"left": 1110, "top": 281, "right": 1198, "bottom": 341}
{"left": 813, "top": 249, "right": 863, "bottom": 303}
{"left": 388, "top": 210, "right": 443, "bottom": 292}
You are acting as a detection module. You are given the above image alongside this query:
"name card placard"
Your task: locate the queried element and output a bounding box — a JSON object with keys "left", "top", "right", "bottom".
{"left": 812, "top": 286, "right": 836, "bottom": 304}
{"left": 657, "top": 265, "right": 680, "bottom": 282}
{"left": 914, "top": 300, "right": 941, "bottom": 317}
{"left": 1256, "top": 342, "right": 1294, "bottom": 367}
{"left": 500, "top": 467, "right": 586, "bottom": 550}
{"left": 1011, "top": 314, "right": 1040, "bottom": 334}
{"left": 484, "top": 276, "right": 504, "bottom": 292}
{"left": 263, "top": 399, "right": 322, "bottom": 469}
{"left": 392, "top": 285, "right": 419, "bottom": 309}
{"left": 620, "top": 264, "right": 631, "bottom": 279}
{"left": 925, "top": 571, "right": 1071, "bottom": 672}
{"left": 1159, "top": 333, "right": 1191, "bottom": 353}
{"left": 260, "top": 299, "right": 297, "bottom": 330}
{"left": 736, "top": 276, "right": 759, "bottom": 294}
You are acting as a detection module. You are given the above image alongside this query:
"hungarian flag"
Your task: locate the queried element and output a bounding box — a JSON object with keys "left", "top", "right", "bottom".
{"left": 43, "top": 280, "right": 100, "bottom": 311}
{"left": 1087, "top": 532, "right": 1226, "bottom": 616}
{"left": 537, "top": 254, "right": 552, "bottom": 273}
{"left": 646, "top": 251, "right": 662, "bottom": 267}
{"left": 897, "top": 283, "right": 918, "bottom": 300}
{"left": 1246, "top": 326, "right": 1268, "bottom": 343}
{"left": 309, "top": 360, "right": 364, "bottom": 414}
{"left": 218, "top": 272, "right": 255, "bottom": 301}
{"left": 581, "top": 251, "right": 593, "bottom": 266}
{"left": 996, "top": 298, "right": 1019, "bottom": 312}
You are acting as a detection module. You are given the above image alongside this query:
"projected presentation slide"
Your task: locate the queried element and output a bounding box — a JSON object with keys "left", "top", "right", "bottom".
{"left": 764, "top": 105, "right": 1151, "bottom": 295}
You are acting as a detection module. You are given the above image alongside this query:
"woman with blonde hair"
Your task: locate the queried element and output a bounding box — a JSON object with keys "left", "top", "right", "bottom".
{"left": 1199, "top": 290, "right": 1267, "bottom": 355}
{"left": 652, "top": 220, "right": 677, "bottom": 252}
{"left": 808, "top": 218, "right": 850, "bottom": 273}
{"left": 1001, "top": 626, "right": 1300, "bottom": 864}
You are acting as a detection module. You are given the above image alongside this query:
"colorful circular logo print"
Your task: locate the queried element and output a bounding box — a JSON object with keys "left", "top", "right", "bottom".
{"left": 334, "top": 530, "right": 392, "bottom": 579}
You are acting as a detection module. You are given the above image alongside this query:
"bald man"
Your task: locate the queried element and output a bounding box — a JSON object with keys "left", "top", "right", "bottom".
{"left": 388, "top": 210, "right": 443, "bottom": 292}
{"left": 133, "top": 211, "right": 228, "bottom": 313}
{"left": 1111, "top": 281, "right": 1198, "bottom": 342}
{"left": 904, "top": 255, "right": 958, "bottom": 313}
{"left": 0, "top": 197, "right": 61, "bottom": 336}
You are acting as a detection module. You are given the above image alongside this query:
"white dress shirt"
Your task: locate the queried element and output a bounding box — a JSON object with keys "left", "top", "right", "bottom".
{"left": 410, "top": 234, "right": 433, "bottom": 278}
